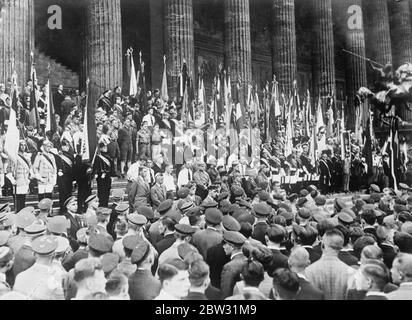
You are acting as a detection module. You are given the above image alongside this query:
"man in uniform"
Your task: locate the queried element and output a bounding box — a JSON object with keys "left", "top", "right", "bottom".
{"left": 84, "top": 194, "right": 99, "bottom": 220}
{"left": 56, "top": 140, "right": 74, "bottom": 212}
{"left": 251, "top": 203, "right": 271, "bottom": 245}
{"left": 7, "top": 140, "right": 32, "bottom": 213}
{"left": 129, "top": 166, "right": 151, "bottom": 211}
{"left": 14, "top": 235, "right": 65, "bottom": 300}
{"left": 93, "top": 143, "right": 116, "bottom": 208}
{"left": 33, "top": 140, "right": 57, "bottom": 201}
{"left": 318, "top": 151, "right": 331, "bottom": 195}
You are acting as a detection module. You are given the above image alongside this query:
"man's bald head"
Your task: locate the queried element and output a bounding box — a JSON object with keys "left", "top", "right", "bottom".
{"left": 288, "top": 247, "right": 310, "bottom": 272}
{"left": 393, "top": 253, "right": 412, "bottom": 283}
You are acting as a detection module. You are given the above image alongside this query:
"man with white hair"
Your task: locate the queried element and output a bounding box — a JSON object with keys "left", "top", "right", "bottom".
{"left": 306, "top": 229, "right": 355, "bottom": 300}
{"left": 288, "top": 247, "right": 324, "bottom": 300}
{"left": 388, "top": 253, "right": 412, "bottom": 300}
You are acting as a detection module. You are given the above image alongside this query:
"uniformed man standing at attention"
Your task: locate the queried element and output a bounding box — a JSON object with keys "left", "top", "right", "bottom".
{"left": 7, "top": 140, "right": 32, "bottom": 213}
{"left": 56, "top": 140, "right": 75, "bottom": 212}
{"left": 33, "top": 140, "right": 57, "bottom": 202}
{"left": 93, "top": 143, "right": 116, "bottom": 208}
{"left": 13, "top": 235, "right": 65, "bottom": 300}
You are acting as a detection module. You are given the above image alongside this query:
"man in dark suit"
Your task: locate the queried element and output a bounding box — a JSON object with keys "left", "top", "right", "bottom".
{"left": 297, "top": 225, "right": 321, "bottom": 264}
{"left": 155, "top": 217, "right": 177, "bottom": 255}
{"left": 56, "top": 140, "right": 74, "bottom": 212}
{"left": 128, "top": 241, "right": 161, "bottom": 300}
{"left": 220, "top": 231, "right": 247, "bottom": 299}
{"left": 289, "top": 247, "right": 324, "bottom": 300}
{"left": 318, "top": 152, "right": 331, "bottom": 195}
{"left": 251, "top": 203, "right": 270, "bottom": 245}
{"left": 53, "top": 84, "right": 65, "bottom": 118}
{"left": 192, "top": 209, "right": 223, "bottom": 259}
{"left": 150, "top": 173, "right": 167, "bottom": 212}
{"left": 265, "top": 225, "right": 289, "bottom": 276}
{"left": 64, "top": 196, "right": 83, "bottom": 251}
{"left": 206, "top": 241, "right": 230, "bottom": 289}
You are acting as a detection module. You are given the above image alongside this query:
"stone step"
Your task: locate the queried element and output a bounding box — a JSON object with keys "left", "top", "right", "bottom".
{"left": 0, "top": 179, "right": 129, "bottom": 215}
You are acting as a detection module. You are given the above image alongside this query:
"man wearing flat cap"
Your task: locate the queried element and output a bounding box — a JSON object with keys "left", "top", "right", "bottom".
{"left": 220, "top": 231, "right": 247, "bottom": 299}
{"left": 14, "top": 235, "right": 65, "bottom": 300}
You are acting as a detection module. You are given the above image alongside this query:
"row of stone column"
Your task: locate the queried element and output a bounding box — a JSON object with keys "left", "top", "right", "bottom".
{"left": 2, "top": 0, "right": 412, "bottom": 123}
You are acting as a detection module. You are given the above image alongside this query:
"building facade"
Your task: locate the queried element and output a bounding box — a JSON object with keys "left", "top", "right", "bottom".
{"left": 1, "top": 0, "right": 412, "bottom": 130}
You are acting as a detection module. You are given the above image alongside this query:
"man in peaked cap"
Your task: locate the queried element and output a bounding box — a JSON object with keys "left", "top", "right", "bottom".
{"left": 251, "top": 203, "right": 271, "bottom": 245}
{"left": 148, "top": 199, "right": 174, "bottom": 246}
{"left": 84, "top": 194, "right": 99, "bottom": 220}
{"left": 116, "top": 235, "right": 140, "bottom": 277}
{"left": 14, "top": 235, "right": 66, "bottom": 300}
{"left": 107, "top": 203, "right": 130, "bottom": 240}
{"left": 37, "top": 198, "right": 54, "bottom": 223}
{"left": 222, "top": 215, "right": 241, "bottom": 233}
{"left": 12, "top": 223, "right": 47, "bottom": 279}
{"left": 220, "top": 231, "right": 247, "bottom": 299}
{"left": 158, "top": 224, "right": 196, "bottom": 265}
{"left": 47, "top": 216, "right": 70, "bottom": 236}
{"left": 88, "top": 234, "right": 114, "bottom": 258}
{"left": 129, "top": 241, "right": 161, "bottom": 300}
{"left": 8, "top": 208, "right": 36, "bottom": 255}
{"left": 100, "top": 253, "right": 120, "bottom": 277}
{"left": 192, "top": 208, "right": 223, "bottom": 260}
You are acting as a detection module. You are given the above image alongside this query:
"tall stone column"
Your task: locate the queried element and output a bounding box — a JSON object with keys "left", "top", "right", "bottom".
{"left": 388, "top": 0, "right": 412, "bottom": 68}
{"left": 363, "top": 0, "right": 392, "bottom": 67}
{"left": 164, "top": 0, "right": 195, "bottom": 98}
{"left": 150, "top": 0, "right": 165, "bottom": 91}
{"left": 312, "top": 0, "right": 336, "bottom": 102}
{"left": 0, "top": 0, "right": 34, "bottom": 89}
{"left": 271, "top": 0, "right": 297, "bottom": 94}
{"left": 85, "top": 0, "right": 123, "bottom": 105}
{"left": 224, "top": 0, "right": 252, "bottom": 105}
{"left": 341, "top": 0, "right": 367, "bottom": 129}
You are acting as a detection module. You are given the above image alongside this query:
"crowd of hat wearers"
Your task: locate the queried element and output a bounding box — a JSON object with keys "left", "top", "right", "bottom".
{"left": 0, "top": 180, "right": 411, "bottom": 300}
{"left": 1, "top": 80, "right": 412, "bottom": 300}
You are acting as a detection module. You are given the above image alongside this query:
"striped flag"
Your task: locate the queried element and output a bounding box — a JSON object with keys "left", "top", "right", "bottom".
{"left": 29, "top": 56, "right": 39, "bottom": 130}
{"left": 4, "top": 72, "right": 20, "bottom": 165}
{"left": 129, "top": 49, "right": 138, "bottom": 97}
{"left": 284, "top": 96, "right": 294, "bottom": 157}
{"left": 81, "top": 79, "right": 91, "bottom": 162}
{"left": 45, "top": 79, "right": 57, "bottom": 134}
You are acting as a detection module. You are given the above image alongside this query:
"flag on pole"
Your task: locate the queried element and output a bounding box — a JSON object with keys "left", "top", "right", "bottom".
{"left": 139, "top": 52, "right": 148, "bottom": 113}
{"left": 81, "top": 79, "right": 91, "bottom": 162}
{"left": 45, "top": 64, "right": 57, "bottom": 134}
{"left": 272, "top": 76, "right": 281, "bottom": 118}
{"left": 29, "top": 53, "right": 39, "bottom": 130}
{"left": 4, "top": 72, "right": 20, "bottom": 165}
{"left": 315, "top": 98, "right": 325, "bottom": 134}
{"left": 129, "top": 49, "right": 138, "bottom": 97}
{"left": 284, "top": 96, "right": 294, "bottom": 157}
{"left": 161, "top": 55, "right": 169, "bottom": 102}
{"left": 224, "top": 72, "right": 232, "bottom": 133}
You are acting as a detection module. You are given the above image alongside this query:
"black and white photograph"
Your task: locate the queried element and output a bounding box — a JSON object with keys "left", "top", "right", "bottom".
{"left": 0, "top": 0, "right": 412, "bottom": 304}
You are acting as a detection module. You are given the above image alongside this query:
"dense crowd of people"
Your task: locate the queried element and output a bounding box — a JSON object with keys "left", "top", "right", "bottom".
{"left": 0, "top": 78, "right": 411, "bottom": 300}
